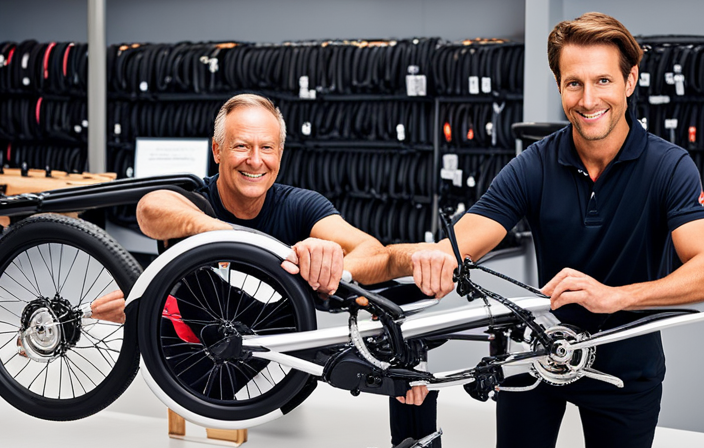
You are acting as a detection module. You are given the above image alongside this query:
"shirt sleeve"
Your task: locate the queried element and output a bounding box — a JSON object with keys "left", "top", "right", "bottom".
{"left": 468, "top": 147, "right": 539, "bottom": 231}
{"left": 665, "top": 152, "right": 704, "bottom": 231}
{"left": 291, "top": 188, "right": 340, "bottom": 235}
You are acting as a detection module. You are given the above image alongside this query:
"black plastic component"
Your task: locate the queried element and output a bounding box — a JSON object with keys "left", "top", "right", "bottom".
{"left": 323, "top": 348, "right": 408, "bottom": 397}
{"left": 463, "top": 357, "right": 504, "bottom": 402}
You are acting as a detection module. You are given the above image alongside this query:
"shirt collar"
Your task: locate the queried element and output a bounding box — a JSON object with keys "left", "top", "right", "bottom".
{"left": 557, "top": 108, "right": 647, "bottom": 169}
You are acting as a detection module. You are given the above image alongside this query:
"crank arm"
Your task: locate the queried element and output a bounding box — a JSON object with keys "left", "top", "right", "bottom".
{"left": 568, "top": 310, "right": 704, "bottom": 351}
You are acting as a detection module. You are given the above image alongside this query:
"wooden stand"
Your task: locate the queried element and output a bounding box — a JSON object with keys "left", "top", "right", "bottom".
{"left": 0, "top": 168, "right": 116, "bottom": 227}
{"left": 168, "top": 409, "right": 248, "bottom": 446}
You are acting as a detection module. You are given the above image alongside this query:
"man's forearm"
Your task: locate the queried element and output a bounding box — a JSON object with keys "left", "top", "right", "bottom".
{"left": 384, "top": 242, "right": 438, "bottom": 280}
{"left": 136, "top": 190, "right": 231, "bottom": 240}
{"left": 623, "top": 253, "right": 704, "bottom": 309}
{"left": 343, "top": 240, "right": 393, "bottom": 285}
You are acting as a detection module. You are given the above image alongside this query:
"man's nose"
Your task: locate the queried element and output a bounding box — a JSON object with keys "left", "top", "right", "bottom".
{"left": 247, "top": 148, "right": 263, "bottom": 166}
{"left": 580, "top": 84, "right": 598, "bottom": 110}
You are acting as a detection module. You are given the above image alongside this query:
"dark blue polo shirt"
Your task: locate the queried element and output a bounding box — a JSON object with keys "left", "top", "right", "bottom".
{"left": 471, "top": 113, "right": 704, "bottom": 334}
{"left": 186, "top": 174, "right": 339, "bottom": 246}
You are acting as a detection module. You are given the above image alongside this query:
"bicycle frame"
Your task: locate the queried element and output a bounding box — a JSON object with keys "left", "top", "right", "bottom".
{"left": 125, "top": 229, "right": 704, "bottom": 430}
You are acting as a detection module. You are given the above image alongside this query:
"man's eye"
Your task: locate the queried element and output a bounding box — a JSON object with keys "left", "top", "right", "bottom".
{"left": 599, "top": 78, "right": 610, "bottom": 84}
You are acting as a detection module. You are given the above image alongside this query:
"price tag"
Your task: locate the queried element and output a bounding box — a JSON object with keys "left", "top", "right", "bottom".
{"left": 469, "top": 76, "right": 479, "bottom": 94}
{"left": 415, "top": 74, "right": 427, "bottom": 96}
{"left": 665, "top": 72, "right": 675, "bottom": 85}
{"left": 406, "top": 75, "right": 417, "bottom": 96}
{"left": 674, "top": 73, "right": 685, "bottom": 96}
{"left": 639, "top": 72, "right": 650, "bottom": 87}
{"left": 665, "top": 118, "right": 678, "bottom": 129}
{"left": 396, "top": 124, "right": 406, "bottom": 141}
{"left": 481, "top": 77, "right": 492, "bottom": 94}
{"left": 648, "top": 95, "right": 670, "bottom": 105}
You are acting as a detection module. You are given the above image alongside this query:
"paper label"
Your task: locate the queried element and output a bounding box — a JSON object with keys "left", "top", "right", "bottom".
{"left": 469, "top": 76, "right": 479, "bottom": 94}
{"left": 648, "top": 95, "right": 670, "bottom": 105}
{"left": 481, "top": 77, "right": 492, "bottom": 94}
{"left": 674, "top": 74, "right": 685, "bottom": 96}
{"left": 665, "top": 118, "right": 678, "bottom": 129}
{"left": 406, "top": 75, "right": 417, "bottom": 96}
{"left": 665, "top": 72, "right": 675, "bottom": 85}
{"left": 639, "top": 72, "right": 650, "bottom": 87}
{"left": 415, "top": 75, "right": 427, "bottom": 96}
{"left": 301, "top": 122, "right": 312, "bottom": 136}
{"left": 442, "top": 153, "right": 458, "bottom": 170}
{"left": 396, "top": 124, "right": 406, "bottom": 141}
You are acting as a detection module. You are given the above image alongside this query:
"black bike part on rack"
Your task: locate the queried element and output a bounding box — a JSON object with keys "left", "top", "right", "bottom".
{"left": 0, "top": 214, "right": 142, "bottom": 421}
{"left": 138, "top": 241, "right": 317, "bottom": 422}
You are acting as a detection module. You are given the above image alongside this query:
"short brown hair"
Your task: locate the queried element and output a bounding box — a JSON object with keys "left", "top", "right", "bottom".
{"left": 213, "top": 93, "right": 287, "bottom": 148}
{"left": 548, "top": 12, "right": 643, "bottom": 85}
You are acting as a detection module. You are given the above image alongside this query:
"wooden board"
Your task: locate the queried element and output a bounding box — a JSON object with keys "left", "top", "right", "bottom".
{"left": 0, "top": 168, "right": 116, "bottom": 227}
{"left": 0, "top": 168, "right": 116, "bottom": 196}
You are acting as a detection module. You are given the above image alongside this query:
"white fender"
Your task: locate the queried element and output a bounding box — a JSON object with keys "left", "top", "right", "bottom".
{"left": 129, "top": 230, "right": 293, "bottom": 428}
{"left": 140, "top": 359, "right": 285, "bottom": 429}
{"left": 125, "top": 229, "right": 292, "bottom": 306}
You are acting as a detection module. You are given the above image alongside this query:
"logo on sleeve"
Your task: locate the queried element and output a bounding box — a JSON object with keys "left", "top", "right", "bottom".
{"left": 699, "top": 191, "right": 704, "bottom": 206}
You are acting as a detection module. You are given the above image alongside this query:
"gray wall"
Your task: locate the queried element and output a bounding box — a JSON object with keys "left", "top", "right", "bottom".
{"left": 2, "top": 0, "right": 704, "bottom": 435}
{"left": 1, "top": 0, "right": 525, "bottom": 44}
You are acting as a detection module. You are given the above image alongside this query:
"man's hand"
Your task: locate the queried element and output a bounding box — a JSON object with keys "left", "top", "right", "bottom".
{"left": 410, "top": 250, "right": 457, "bottom": 299}
{"left": 543, "top": 268, "right": 633, "bottom": 314}
{"left": 90, "top": 290, "right": 126, "bottom": 324}
{"left": 396, "top": 385, "right": 429, "bottom": 406}
{"left": 281, "top": 238, "right": 344, "bottom": 295}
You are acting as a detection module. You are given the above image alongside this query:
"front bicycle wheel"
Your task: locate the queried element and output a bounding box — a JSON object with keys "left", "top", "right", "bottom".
{"left": 0, "top": 214, "right": 142, "bottom": 420}
{"left": 138, "top": 241, "right": 316, "bottom": 426}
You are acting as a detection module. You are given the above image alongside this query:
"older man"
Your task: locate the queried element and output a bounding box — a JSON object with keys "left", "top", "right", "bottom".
{"left": 137, "top": 93, "right": 435, "bottom": 447}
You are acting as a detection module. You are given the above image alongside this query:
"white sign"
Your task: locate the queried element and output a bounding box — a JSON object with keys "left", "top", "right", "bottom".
{"left": 134, "top": 138, "right": 210, "bottom": 178}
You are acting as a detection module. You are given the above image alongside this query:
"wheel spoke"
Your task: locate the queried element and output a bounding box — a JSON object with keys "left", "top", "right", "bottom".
{"left": 36, "top": 245, "right": 59, "bottom": 295}
{"left": 11, "top": 258, "right": 41, "bottom": 297}
{"left": 57, "top": 248, "right": 80, "bottom": 295}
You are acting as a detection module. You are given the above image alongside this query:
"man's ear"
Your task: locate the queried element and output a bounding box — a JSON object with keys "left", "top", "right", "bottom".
{"left": 212, "top": 140, "right": 221, "bottom": 164}
{"left": 626, "top": 65, "right": 638, "bottom": 97}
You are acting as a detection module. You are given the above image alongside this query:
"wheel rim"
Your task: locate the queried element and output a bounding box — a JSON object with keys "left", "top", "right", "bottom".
{"left": 0, "top": 242, "right": 125, "bottom": 400}
{"left": 158, "top": 259, "right": 299, "bottom": 404}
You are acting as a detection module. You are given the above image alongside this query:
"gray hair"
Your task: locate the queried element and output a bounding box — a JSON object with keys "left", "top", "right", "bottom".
{"left": 212, "top": 94, "right": 287, "bottom": 148}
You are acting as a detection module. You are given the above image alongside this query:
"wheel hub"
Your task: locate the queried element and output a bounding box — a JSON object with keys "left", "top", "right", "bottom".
{"left": 531, "top": 325, "right": 595, "bottom": 386}
{"left": 19, "top": 296, "right": 83, "bottom": 362}
{"left": 202, "top": 321, "right": 253, "bottom": 363}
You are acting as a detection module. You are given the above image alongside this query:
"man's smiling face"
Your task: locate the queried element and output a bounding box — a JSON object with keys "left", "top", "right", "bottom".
{"left": 558, "top": 43, "right": 637, "bottom": 145}
{"left": 213, "top": 105, "right": 283, "bottom": 209}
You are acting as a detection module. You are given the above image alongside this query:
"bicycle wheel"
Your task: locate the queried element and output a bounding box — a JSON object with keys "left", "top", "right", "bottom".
{"left": 138, "top": 241, "right": 316, "bottom": 426}
{"left": 0, "top": 214, "right": 142, "bottom": 420}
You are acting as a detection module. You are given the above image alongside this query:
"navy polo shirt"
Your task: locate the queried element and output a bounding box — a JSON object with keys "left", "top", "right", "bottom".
{"left": 184, "top": 174, "right": 339, "bottom": 246}
{"left": 470, "top": 113, "right": 704, "bottom": 334}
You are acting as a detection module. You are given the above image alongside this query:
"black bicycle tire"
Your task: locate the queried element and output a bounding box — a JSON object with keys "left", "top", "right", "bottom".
{"left": 138, "top": 241, "right": 317, "bottom": 422}
{"left": 0, "top": 214, "right": 142, "bottom": 421}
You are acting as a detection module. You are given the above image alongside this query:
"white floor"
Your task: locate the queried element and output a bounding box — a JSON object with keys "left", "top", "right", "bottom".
{"left": 1, "top": 380, "right": 704, "bottom": 448}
